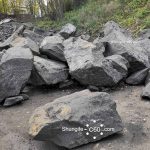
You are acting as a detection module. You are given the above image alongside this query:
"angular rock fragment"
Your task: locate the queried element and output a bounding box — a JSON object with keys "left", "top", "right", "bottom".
{"left": 100, "top": 21, "right": 149, "bottom": 73}
{"left": 20, "top": 94, "right": 30, "bottom": 100}
{"left": 23, "top": 29, "right": 44, "bottom": 45}
{"left": 126, "top": 68, "right": 148, "bottom": 85}
{"left": 21, "top": 86, "right": 32, "bottom": 94}
{"left": 0, "top": 47, "right": 33, "bottom": 103}
{"left": 141, "top": 83, "right": 150, "bottom": 99}
{"left": 3, "top": 96, "right": 24, "bottom": 107}
{"left": 59, "top": 23, "right": 76, "bottom": 39}
{"left": 135, "top": 38, "right": 150, "bottom": 61}
{"left": 29, "top": 90, "right": 123, "bottom": 149}
{"left": 103, "top": 21, "right": 132, "bottom": 38}
{"left": 64, "top": 38, "right": 128, "bottom": 87}
{"left": 59, "top": 79, "right": 76, "bottom": 89}
{"left": 99, "top": 21, "right": 133, "bottom": 56}
{"left": 30, "top": 56, "right": 68, "bottom": 86}
{"left": 138, "top": 29, "right": 150, "bottom": 39}
{"left": 105, "top": 55, "right": 129, "bottom": 78}
{"left": 0, "top": 25, "right": 25, "bottom": 50}
{"left": 11, "top": 37, "right": 40, "bottom": 55}
{"left": 0, "top": 19, "right": 22, "bottom": 42}
{"left": 0, "top": 18, "right": 13, "bottom": 25}
{"left": 120, "top": 50, "right": 149, "bottom": 73}
{"left": 40, "top": 35, "right": 65, "bottom": 62}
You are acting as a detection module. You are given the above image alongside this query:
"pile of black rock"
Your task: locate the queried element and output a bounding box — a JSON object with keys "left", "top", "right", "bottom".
{"left": 0, "top": 18, "right": 150, "bottom": 149}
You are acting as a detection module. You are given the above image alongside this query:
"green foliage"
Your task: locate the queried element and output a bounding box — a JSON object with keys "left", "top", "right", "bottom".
{"left": 64, "top": 0, "right": 74, "bottom": 11}
{"left": 35, "top": 0, "right": 150, "bottom": 36}
{"left": 136, "top": 7, "right": 150, "bottom": 18}
{"left": 144, "top": 16, "right": 150, "bottom": 28}
{"left": 128, "top": 0, "right": 148, "bottom": 9}
{"left": 35, "top": 20, "right": 54, "bottom": 29}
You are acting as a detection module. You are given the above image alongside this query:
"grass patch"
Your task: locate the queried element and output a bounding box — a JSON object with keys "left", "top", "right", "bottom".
{"left": 35, "top": 0, "right": 150, "bottom": 37}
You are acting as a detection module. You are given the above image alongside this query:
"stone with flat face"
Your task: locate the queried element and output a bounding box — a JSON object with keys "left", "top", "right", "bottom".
{"left": 98, "top": 21, "right": 150, "bottom": 73}
{"left": 64, "top": 38, "right": 128, "bottom": 87}
{"left": 29, "top": 90, "right": 123, "bottom": 149}
{"left": 40, "top": 35, "right": 66, "bottom": 62}
{"left": 11, "top": 37, "right": 40, "bottom": 55}
{"left": 59, "top": 23, "right": 76, "bottom": 39}
{"left": 0, "top": 47, "right": 33, "bottom": 103}
{"left": 0, "top": 25, "right": 25, "bottom": 50}
{"left": 3, "top": 96, "right": 24, "bottom": 107}
{"left": 126, "top": 68, "right": 148, "bottom": 85}
{"left": 23, "top": 29, "right": 44, "bottom": 45}
{"left": 30, "top": 56, "right": 68, "bottom": 86}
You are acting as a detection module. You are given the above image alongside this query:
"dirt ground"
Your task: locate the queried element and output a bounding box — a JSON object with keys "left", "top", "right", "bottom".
{"left": 0, "top": 85, "right": 150, "bottom": 150}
